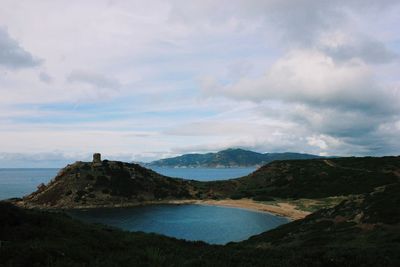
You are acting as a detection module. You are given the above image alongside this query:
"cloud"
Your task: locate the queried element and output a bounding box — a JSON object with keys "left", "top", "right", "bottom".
{"left": 0, "top": 27, "right": 41, "bottom": 69}
{"left": 318, "top": 32, "right": 398, "bottom": 64}
{"left": 66, "top": 70, "right": 121, "bottom": 89}
{"left": 0, "top": 0, "right": 399, "bottom": 166}
{"left": 39, "top": 72, "right": 52, "bottom": 83}
{"left": 0, "top": 152, "right": 81, "bottom": 168}
{"left": 201, "top": 46, "right": 400, "bottom": 156}
{"left": 204, "top": 49, "right": 399, "bottom": 113}
{"left": 169, "top": 0, "right": 400, "bottom": 45}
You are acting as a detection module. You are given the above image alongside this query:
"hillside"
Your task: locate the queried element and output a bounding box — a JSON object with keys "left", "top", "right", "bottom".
{"left": 146, "top": 148, "right": 322, "bottom": 167}
{"left": 198, "top": 156, "right": 400, "bottom": 200}
{"left": 17, "top": 155, "right": 199, "bottom": 209}
{"left": 1, "top": 182, "right": 399, "bottom": 266}
{"left": 16, "top": 155, "right": 400, "bottom": 209}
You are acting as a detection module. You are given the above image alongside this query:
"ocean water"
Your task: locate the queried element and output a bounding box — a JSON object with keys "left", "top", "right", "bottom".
{"left": 0, "top": 168, "right": 59, "bottom": 200}
{"left": 149, "top": 166, "right": 257, "bottom": 181}
{"left": 0, "top": 167, "right": 256, "bottom": 200}
{"left": 68, "top": 204, "right": 289, "bottom": 244}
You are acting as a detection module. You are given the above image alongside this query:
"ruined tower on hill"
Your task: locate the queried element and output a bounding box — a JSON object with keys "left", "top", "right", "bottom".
{"left": 92, "top": 153, "right": 101, "bottom": 165}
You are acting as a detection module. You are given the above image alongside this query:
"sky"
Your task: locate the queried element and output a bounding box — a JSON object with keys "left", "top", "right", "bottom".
{"left": 0, "top": 0, "right": 399, "bottom": 167}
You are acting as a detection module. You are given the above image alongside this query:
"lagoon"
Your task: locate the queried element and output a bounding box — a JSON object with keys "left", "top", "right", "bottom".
{"left": 68, "top": 204, "right": 288, "bottom": 244}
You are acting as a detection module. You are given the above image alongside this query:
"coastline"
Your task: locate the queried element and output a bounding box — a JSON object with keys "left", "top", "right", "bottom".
{"left": 12, "top": 198, "right": 310, "bottom": 220}
{"left": 190, "top": 199, "right": 310, "bottom": 220}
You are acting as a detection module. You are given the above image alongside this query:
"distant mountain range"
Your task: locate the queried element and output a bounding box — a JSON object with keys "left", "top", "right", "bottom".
{"left": 145, "top": 148, "right": 323, "bottom": 167}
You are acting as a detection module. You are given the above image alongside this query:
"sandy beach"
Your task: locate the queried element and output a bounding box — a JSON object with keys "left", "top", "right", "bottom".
{"left": 14, "top": 198, "right": 310, "bottom": 221}
{"left": 166, "top": 198, "right": 310, "bottom": 220}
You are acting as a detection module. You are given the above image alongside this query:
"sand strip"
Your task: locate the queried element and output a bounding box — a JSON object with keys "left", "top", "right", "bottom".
{"left": 166, "top": 198, "right": 310, "bottom": 220}
{"left": 13, "top": 198, "right": 310, "bottom": 220}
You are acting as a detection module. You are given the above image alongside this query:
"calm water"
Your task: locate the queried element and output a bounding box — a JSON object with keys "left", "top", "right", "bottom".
{"left": 149, "top": 167, "right": 256, "bottom": 181}
{"left": 0, "top": 168, "right": 59, "bottom": 200}
{"left": 68, "top": 205, "right": 288, "bottom": 244}
{"left": 0, "top": 167, "right": 256, "bottom": 200}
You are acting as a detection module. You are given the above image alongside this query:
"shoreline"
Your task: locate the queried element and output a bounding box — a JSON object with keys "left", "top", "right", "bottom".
{"left": 13, "top": 198, "right": 310, "bottom": 220}
{"left": 190, "top": 199, "right": 310, "bottom": 220}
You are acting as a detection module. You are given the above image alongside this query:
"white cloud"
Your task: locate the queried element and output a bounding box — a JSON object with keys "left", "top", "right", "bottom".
{"left": 204, "top": 49, "right": 399, "bottom": 112}
{"left": 67, "top": 70, "right": 121, "bottom": 89}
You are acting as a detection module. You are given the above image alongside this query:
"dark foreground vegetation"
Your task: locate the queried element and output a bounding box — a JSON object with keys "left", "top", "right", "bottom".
{"left": 1, "top": 182, "right": 400, "bottom": 266}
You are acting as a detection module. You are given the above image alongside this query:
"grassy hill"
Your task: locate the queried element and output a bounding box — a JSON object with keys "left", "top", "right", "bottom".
{"left": 1, "top": 182, "right": 399, "bottom": 266}
{"left": 146, "top": 148, "right": 322, "bottom": 167}
{"left": 193, "top": 156, "right": 399, "bottom": 200}
{"left": 19, "top": 160, "right": 199, "bottom": 209}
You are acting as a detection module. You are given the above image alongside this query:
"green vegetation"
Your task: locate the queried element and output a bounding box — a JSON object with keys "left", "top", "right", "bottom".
{"left": 147, "top": 148, "right": 322, "bottom": 167}
{"left": 256, "top": 196, "right": 348, "bottom": 212}
{"left": 1, "top": 182, "right": 400, "bottom": 266}
{"left": 17, "top": 156, "right": 400, "bottom": 213}
{"left": 228, "top": 156, "right": 400, "bottom": 200}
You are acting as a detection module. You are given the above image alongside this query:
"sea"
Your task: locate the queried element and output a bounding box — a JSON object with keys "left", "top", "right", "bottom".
{"left": 0, "top": 167, "right": 256, "bottom": 200}
{"left": 0, "top": 166, "right": 289, "bottom": 244}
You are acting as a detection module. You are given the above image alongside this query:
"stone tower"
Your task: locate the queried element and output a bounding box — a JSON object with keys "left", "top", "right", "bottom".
{"left": 93, "top": 153, "right": 101, "bottom": 164}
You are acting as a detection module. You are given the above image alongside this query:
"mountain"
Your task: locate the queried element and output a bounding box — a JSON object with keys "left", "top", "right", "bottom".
{"left": 1, "top": 181, "right": 399, "bottom": 266}
{"left": 146, "top": 148, "right": 323, "bottom": 167}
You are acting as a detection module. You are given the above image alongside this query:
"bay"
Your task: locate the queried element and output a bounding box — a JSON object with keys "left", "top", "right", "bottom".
{"left": 68, "top": 204, "right": 288, "bottom": 244}
{"left": 1, "top": 167, "right": 287, "bottom": 244}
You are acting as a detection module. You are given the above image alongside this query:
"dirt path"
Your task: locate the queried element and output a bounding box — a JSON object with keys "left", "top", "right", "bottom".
{"left": 323, "top": 159, "right": 371, "bottom": 172}
{"left": 323, "top": 160, "right": 337, "bottom": 167}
